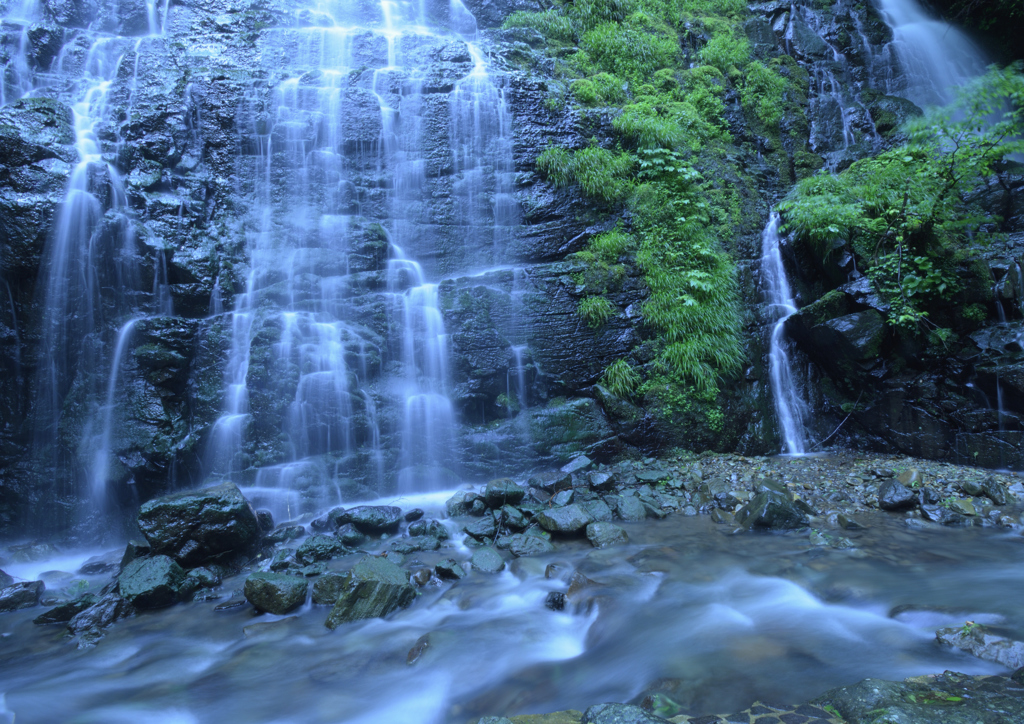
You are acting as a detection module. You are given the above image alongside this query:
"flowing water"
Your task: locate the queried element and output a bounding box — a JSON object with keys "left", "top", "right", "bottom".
{"left": 761, "top": 213, "right": 809, "bottom": 455}
{"left": 1, "top": 497, "right": 1022, "bottom": 723}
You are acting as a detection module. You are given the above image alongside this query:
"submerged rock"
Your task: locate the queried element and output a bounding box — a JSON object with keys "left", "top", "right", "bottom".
{"left": 586, "top": 522, "right": 628, "bottom": 549}
{"left": 244, "top": 572, "right": 308, "bottom": 615}
{"left": 435, "top": 559, "right": 466, "bottom": 580}
{"left": 324, "top": 556, "right": 415, "bottom": 629}
{"left": 118, "top": 556, "right": 185, "bottom": 609}
{"left": 311, "top": 572, "right": 348, "bottom": 605}
{"left": 0, "top": 580, "right": 44, "bottom": 612}
{"left": 137, "top": 482, "right": 261, "bottom": 566}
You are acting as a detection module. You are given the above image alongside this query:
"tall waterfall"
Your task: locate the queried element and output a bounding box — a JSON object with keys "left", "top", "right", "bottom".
{"left": 215, "top": 0, "right": 519, "bottom": 518}
{"left": 761, "top": 213, "right": 809, "bottom": 455}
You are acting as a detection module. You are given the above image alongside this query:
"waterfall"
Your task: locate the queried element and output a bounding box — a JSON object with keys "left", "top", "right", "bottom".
{"left": 214, "top": 0, "right": 519, "bottom": 510}
{"left": 874, "top": 0, "right": 988, "bottom": 107}
{"left": 761, "top": 212, "right": 809, "bottom": 455}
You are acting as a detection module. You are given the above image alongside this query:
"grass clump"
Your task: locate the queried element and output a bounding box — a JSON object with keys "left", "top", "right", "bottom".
{"left": 602, "top": 359, "right": 641, "bottom": 397}
{"left": 578, "top": 296, "right": 616, "bottom": 328}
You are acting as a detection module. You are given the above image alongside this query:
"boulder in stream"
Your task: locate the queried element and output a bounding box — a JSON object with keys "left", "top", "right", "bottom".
{"left": 33, "top": 594, "right": 97, "bottom": 625}
{"left": 137, "top": 482, "right": 261, "bottom": 566}
{"left": 0, "top": 580, "right": 44, "bottom": 611}
{"left": 296, "top": 534, "right": 347, "bottom": 564}
{"left": 586, "top": 522, "right": 629, "bottom": 549}
{"left": 877, "top": 479, "right": 917, "bottom": 511}
{"left": 471, "top": 547, "right": 506, "bottom": 573}
{"left": 339, "top": 505, "right": 403, "bottom": 535}
{"left": 937, "top": 624, "right": 1024, "bottom": 669}
{"left": 536, "top": 504, "right": 593, "bottom": 534}
{"left": 734, "top": 491, "right": 809, "bottom": 530}
{"left": 507, "top": 533, "right": 555, "bottom": 557}
{"left": 324, "top": 556, "right": 415, "bottom": 629}
{"left": 118, "top": 555, "right": 186, "bottom": 609}
{"left": 244, "top": 572, "right": 308, "bottom": 615}
{"left": 483, "top": 478, "right": 527, "bottom": 507}
{"left": 67, "top": 594, "right": 135, "bottom": 634}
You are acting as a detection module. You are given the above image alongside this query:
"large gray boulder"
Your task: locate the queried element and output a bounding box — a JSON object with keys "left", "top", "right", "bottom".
{"left": 536, "top": 504, "right": 593, "bottom": 534}
{"left": 483, "top": 479, "right": 527, "bottom": 507}
{"left": 33, "top": 594, "right": 97, "bottom": 625}
{"left": 67, "top": 594, "right": 135, "bottom": 634}
{"left": 507, "top": 533, "right": 554, "bottom": 557}
{"left": 586, "top": 522, "right": 628, "bottom": 549}
{"left": 324, "top": 556, "right": 415, "bottom": 629}
{"left": 137, "top": 482, "right": 261, "bottom": 566}
{"left": 244, "top": 572, "right": 308, "bottom": 615}
{"left": 118, "top": 555, "right": 185, "bottom": 609}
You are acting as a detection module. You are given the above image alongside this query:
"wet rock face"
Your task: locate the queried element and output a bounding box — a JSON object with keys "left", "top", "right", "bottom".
{"left": 137, "top": 483, "right": 261, "bottom": 566}
{"left": 734, "top": 490, "right": 810, "bottom": 530}
{"left": 324, "top": 556, "right": 415, "bottom": 629}
{"left": 244, "top": 572, "right": 308, "bottom": 615}
{"left": 117, "top": 555, "right": 186, "bottom": 609}
{"left": 0, "top": 580, "right": 44, "bottom": 611}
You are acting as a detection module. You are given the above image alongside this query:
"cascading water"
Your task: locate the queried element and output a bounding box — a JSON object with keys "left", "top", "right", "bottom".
{"left": 217, "top": 0, "right": 519, "bottom": 515}
{"left": 874, "top": 0, "right": 988, "bottom": 107}
{"left": 761, "top": 212, "right": 809, "bottom": 455}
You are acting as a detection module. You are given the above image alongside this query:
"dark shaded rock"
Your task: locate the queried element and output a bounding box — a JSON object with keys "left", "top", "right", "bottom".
{"left": 311, "top": 572, "right": 347, "bottom": 605}
{"left": 471, "top": 547, "right": 506, "bottom": 573}
{"left": 78, "top": 553, "right": 119, "bottom": 575}
{"left": 407, "top": 519, "right": 449, "bottom": 539}
{"left": 255, "top": 510, "right": 274, "bottom": 533}
{"left": 0, "top": 580, "right": 44, "bottom": 611}
{"left": 180, "top": 567, "right": 221, "bottom": 599}
{"left": 734, "top": 491, "right": 810, "bottom": 530}
{"left": 507, "top": 533, "right": 555, "bottom": 557}
{"left": 498, "top": 505, "right": 529, "bottom": 531}
{"left": 580, "top": 498, "right": 614, "bottom": 522}
{"left": 296, "top": 534, "right": 346, "bottom": 564}
{"left": 634, "top": 468, "right": 669, "bottom": 484}
{"left": 324, "top": 556, "right": 415, "bottom": 629}
{"left": 583, "top": 703, "right": 670, "bottom": 723}
{"left": 265, "top": 525, "right": 306, "bottom": 545}
{"left": 527, "top": 471, "right": 573, "bottom": 493}
{"left": 0, "top": 570, "right": 11, "bottom": 587}
{"left": 311, "top": 507, "right": 347, "bottom": 532}
{"left": 446, "top": 491, "right": 477, "bottom": 517}
{"left": 33, "top": 594, "right": 96, "bottom": 625}
{"left": 464, "top": 515, "right": 498, "bottom": 540}
{"left": 586, "top": 522, "right": 629, "bottom": 549}
{"left": 588, "top": 471, "right": 617, "bottom": 491}
{"left": 435, "top": 559, "right": 466, "bottom": 580}
{"left": 814, "top": 671, "right": 1024, "bottom": 724}
{"left": 407, "top": 633, "right": 431, "bottom": 665}
{"left": 137, "top": 482, "right": 261, "bottom": 566}
{"left": 339, "top": 506, "right": 403, "bottom": 535}
{"left": 411, "top": 568, "right": 433, "bottom": 586}
{"left": 120, "top": 540, "right": 152, "bottom": 569}
{"left": 878, "top": 479, "right": 917, "bottom": 510}
{"left": 67, "top": 594, "right": 135, "bottom": 634}
{"left": 118, "top": 556, "right": 185, "bottom": 609}
{"left": 336, "top": 523, "right": 366, "bottom": 547}
{"left": 545, "top": 591, "right": 566, "bottom": 611}
{"left": 484, "top": 478, "right": 527, "bottom": 507}
{"left": 921, "top": 504, "right": 973, "bottom": 526}
{"left": 404, "top": 508, "right": 425, "bottom": 522}
{"left": 536, "top": 504, "right": 593, "bottom": 534}
{"left": 243, "top": 572, "right": 308, "bottom": 615}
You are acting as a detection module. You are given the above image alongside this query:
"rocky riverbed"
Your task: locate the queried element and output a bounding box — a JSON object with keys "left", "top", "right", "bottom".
{"left": 2, "top": 449, "right": 1024, "bottom": 722}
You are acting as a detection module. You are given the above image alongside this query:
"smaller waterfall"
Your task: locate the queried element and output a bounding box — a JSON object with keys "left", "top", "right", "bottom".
{"left": 0, "top": 0, "right": 41, "bottom": 105}
{"left": 761, "top": 213, "right": 809, "bottom": 455}
{"left": 875, "top": 0, "right": 988, "bottom": 107}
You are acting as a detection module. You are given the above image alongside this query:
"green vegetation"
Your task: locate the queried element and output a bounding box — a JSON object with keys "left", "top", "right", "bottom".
{"left": 781, "top": 65, "right": 1024, "bottom": 333}
{"left": 506, "top": 0, "right": 798, "bottom": 433}
{"left": 577, "top": 295, "right": 616, "bottom": 328}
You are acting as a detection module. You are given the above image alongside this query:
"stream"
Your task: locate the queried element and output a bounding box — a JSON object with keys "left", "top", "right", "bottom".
{"left": 2, "top": 493, "right": 1020, "bottom": 723}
